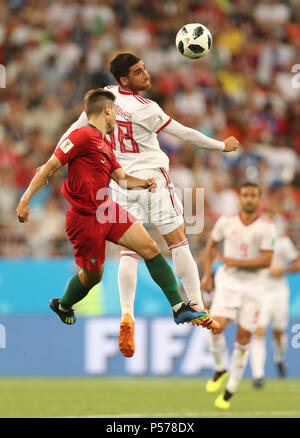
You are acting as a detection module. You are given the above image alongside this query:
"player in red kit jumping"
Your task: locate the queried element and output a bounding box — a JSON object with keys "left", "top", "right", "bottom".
{"left": 16, "top": 89, "right": 219, "bottom": 347}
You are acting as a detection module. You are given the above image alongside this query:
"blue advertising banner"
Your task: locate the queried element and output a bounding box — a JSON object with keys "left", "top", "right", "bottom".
{"left": 0, "top": 258, "right": 299, "bottom": 377}
{"left": 0, "top": 315, "right": 299, "bottom": 377}
{"left": 1, "top": 258, "right": 300, "bottom": 317}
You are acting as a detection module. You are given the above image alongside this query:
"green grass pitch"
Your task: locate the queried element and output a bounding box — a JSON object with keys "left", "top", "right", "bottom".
{"left": 0, "top": 378, "right": 299, "bottom": 418}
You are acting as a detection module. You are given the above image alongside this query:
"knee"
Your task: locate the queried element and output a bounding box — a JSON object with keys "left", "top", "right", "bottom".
{"left": 211, "top": 317, "right": 226, "bottom": 335}
{"left": 236, "top": 327, "right": 252, "bottom": 345}
{"left": 255, "top": 326, "right": 266, "bottom": 338}
{"left": 80, "top": 270, "right": 102, "bottom": 289}
{"left": 141, "top": 239, "right": 160, "bottom": 260}
{"left": 236, "top": 333, "right": 251, "bottom": 346}
{"left": 273, "top": 329, "right": 284, "bottom": 342}
{"left": 212, "top": 326, "right": 224, "bottom": 335}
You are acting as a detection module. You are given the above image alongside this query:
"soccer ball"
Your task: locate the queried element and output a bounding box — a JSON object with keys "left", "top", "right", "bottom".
{"left": 175, "top": 23, "right": 212, "bottom": 59}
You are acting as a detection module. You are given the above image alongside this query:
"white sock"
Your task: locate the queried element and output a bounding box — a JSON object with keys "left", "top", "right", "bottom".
{"left": 226, "top": 342, "right": 250, "bottom": 394}
{"left": 172, "top": 302, "right": 184, "bottom": 312}
{"left": 273, "top": 333, "right": 287, "bottom": 363}
{"left": 250, "top": 335, "right": 266, "bottom": 379}
{"left": 59, "top": 304, "right": 69, "bottom": 312}
{"left": 118, "top": 251, "right": 140, "bottom": 321}
{"left": 210, "top": 332, "right": 227, "bottom": 372}
{"left": 169, "top": 240, "right": 204, "bottom": 309}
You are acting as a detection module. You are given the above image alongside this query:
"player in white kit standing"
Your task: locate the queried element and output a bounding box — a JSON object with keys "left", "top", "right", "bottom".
{"left": 58, "top": 53, "right": 239, "bottom": 357}
{"left": 201, "top": 183, "right": 277, "bottom": 410}
{"left": 250, "top": 210, "right": 300, "bottom": 387}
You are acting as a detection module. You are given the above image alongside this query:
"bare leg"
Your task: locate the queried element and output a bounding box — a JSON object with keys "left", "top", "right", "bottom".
{"left": 117, "top": 222, "right": 159, "bottom": 260}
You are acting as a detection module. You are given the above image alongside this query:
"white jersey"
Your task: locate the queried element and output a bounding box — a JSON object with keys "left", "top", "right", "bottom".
{"left": 56, "top": 85, "right": 225, "bottom": 178}
{"left": 104, "top": 85, "right": 171, "bottom": 173}
{"left": 265, "top": 235, "right": 299, "bottom": 292}
{"left": 212, "top": 214, "right": 277, "bottom": 291}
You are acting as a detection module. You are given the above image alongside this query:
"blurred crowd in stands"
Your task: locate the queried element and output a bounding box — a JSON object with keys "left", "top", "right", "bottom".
{"left": 0, "top": 0, "right": 299, "bottom": 259}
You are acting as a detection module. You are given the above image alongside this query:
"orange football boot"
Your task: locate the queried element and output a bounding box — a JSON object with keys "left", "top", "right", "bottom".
{"left": 119, "top": 313, "right": 135, "bottom": 358}
{"left": 189, "top": 305, "right": 220, "bottom": 330}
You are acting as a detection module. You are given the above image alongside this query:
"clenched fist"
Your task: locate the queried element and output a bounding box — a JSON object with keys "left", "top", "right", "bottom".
{"left": 224, "top": 136, "right": 240, "bottom": 152}
{"left": 201, "top": 274, "right": 214, "bottom": 293}
{"left": 16, "top": 199, "right": 30, "bottom": 223}
{"left": 144, "top": 178, "right": 157, "bottom": 191}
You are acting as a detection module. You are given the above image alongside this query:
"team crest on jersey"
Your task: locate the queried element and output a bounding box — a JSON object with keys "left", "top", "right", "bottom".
{"left": 90, "top": 257, "right": 97, "bottom": 266}
{"left": 59, "top": 138, "right": 74, "bottom": 154}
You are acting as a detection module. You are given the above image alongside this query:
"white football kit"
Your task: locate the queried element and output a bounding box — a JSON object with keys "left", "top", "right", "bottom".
{"left": 258, "top": 236, "right": 299, "bottom": 331}
{"left": 57, "top": 85, "right": 225, "bottom": 234}
{"left": 210, "top": 214, "right": 277, "bottom": 332}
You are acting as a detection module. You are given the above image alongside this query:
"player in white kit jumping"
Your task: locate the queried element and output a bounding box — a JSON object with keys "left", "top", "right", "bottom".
{"left": 250, "top": 210, "right": 300, "bottom": 387}
{"left": 201, "top": 183, "right": 277, "bottom": 410}
{"left": 57, "top": 53, "right": 239, "bottom": 357}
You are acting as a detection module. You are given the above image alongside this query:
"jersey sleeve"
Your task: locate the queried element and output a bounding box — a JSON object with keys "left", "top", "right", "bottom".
{"left": 283, "top": 236, "right": 299, "bottom": 263}
{"left": 55, "top": 111, "right": 88, "bottom": 150}
{"left": 133, "top": 101, "right": 172, "bottom": 133}
{"left": 163, "top": 119, "right": 225, "bottom": 151}
{"left": 211, "top": 216, "right": 227, "bottom": 243}
{"left": 260, "top": 222, "right": 277, "bottom": 251}
{"left": 111, "top": 151, "right": 122, "bottom": 173}
{"left": 54, "top": 130, "right": 85, "bottom": 166}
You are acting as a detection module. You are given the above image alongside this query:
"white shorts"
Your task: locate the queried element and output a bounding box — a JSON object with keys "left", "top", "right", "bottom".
{"left": 110, "top": 168, "right": 184, "bottom": 235}
{"left": 210, "top": 286, "right": 262, "bottom": 333}
{"left": 258, "top": 288, "right": 289, "bottom": 331}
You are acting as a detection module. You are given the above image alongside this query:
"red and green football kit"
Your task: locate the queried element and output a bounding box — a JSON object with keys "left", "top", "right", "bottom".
{"left": 54, "top": 123, "right": 137, "bottom": 270}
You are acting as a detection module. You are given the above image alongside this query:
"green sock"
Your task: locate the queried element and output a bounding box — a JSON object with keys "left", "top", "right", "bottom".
{"left": 60, "top": 274, "right": 90, "bottom": 310}
{"left": 145, "top": 253, "right": 183, "bottom": 307}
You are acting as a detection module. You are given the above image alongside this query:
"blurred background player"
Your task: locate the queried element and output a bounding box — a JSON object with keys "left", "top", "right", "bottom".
{"left": 201, "top": 182, "right": 277, "bottom": 410}
{"left": 250, "top": 209, "right": 300, "bottom": 388}
{"left": 16, "top": 88, "right": 216, "bottom": 330}
{"left": 57, "top": 52, "right": 239, "bottom": 357}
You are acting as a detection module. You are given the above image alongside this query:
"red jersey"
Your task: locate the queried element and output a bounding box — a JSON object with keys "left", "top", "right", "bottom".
{"left": 54, "top": 124, "right": 122, "bottom": 214}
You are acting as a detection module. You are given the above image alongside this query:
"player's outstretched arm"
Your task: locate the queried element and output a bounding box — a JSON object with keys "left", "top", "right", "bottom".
{"left": 16, "top": 155, "right": 62, "bottom": 223}
{"left": 271, "top": 257, "right": 300, "bottom": 277}
{"left": 285, "top": 257, "right": 300, "bottom": 273}
{"left": 163, "top": 119, "right": 239, "bottom": 152}
{"left": 111, "top": 168, "right": 157, "bottom": 191}
{"left": 201, "top": 237, "right": 218, "bottom": 292}
{"left": 221, "top": 250, "right": 274, "bottom": 269}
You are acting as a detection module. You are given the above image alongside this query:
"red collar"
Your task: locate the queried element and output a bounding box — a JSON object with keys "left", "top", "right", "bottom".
{"left": 118, "top": 86, "right": 140, "bottom": 96}
{"left": 239, "top": 212, "right": 260, "bottom": 226}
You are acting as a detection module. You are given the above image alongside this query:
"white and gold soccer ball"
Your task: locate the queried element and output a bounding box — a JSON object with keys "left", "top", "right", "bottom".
{"left": 175, "top": 23, "right": 212, "bottom": 59}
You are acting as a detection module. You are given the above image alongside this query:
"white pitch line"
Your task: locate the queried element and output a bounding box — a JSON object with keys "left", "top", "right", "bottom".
{"left": 59, "top": 410, "right": 300, "bottom": 418}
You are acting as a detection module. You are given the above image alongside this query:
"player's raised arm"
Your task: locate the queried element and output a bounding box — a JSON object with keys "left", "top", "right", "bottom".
{"left": 111, "top": 167, "right": 157, "bottom": 191}
{"left": 163, "top": 119, "right": 239, "bottom": 152}
{"left": 16, "top": 155, "right": 62, "bottom": 223}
